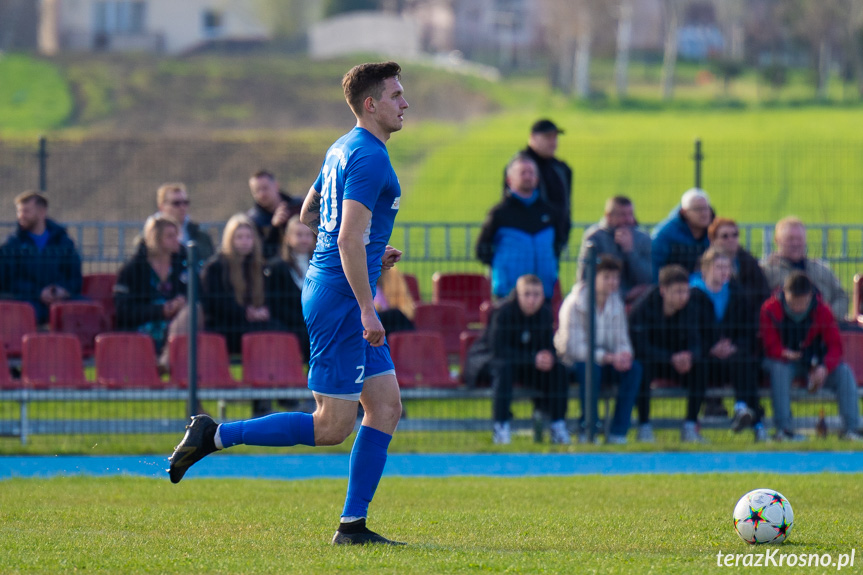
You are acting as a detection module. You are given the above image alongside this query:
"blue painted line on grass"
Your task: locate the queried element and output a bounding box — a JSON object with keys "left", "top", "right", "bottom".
{"left": 2, "top": 452, "right": 863, "bottom": 481}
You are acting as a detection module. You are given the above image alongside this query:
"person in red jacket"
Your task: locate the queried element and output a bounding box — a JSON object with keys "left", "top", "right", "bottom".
{"left": 761, "top": 271, "right": 861, "bottom": 441}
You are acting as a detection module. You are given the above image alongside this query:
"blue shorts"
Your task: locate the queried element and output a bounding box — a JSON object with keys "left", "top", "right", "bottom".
{"left": 302, "top": 277, "right": 395, "bottom": 397}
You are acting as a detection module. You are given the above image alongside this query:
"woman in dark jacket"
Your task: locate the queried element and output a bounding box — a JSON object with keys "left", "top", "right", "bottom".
{"left": 114, "top": 215, "right": 190, "bottom": 353}
{"left": 201, "top": 213, "right": 284, "bottom": 354}
{"left": 264, "top": 215, "right": 313, "bottom": 361}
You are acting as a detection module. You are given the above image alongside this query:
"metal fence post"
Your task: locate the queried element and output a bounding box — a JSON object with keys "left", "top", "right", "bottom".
{"left": 186, "top": 241, "right": 199, "bottom": 419}
{"left": 37, "top": 136, "right": 48, "bottom": 192}
{"left": 584, "top": 242, "right": 597, "bottom": 443}
{"left": 693, "top": 138, "right": 703, "bottom": 189}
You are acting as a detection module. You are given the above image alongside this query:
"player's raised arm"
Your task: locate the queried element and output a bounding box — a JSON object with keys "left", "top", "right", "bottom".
{"left": 300, "top": 185, "right": 322, "bottom": 235}
{"left": 338, "top": 198, "right": 384, "bottom": 346}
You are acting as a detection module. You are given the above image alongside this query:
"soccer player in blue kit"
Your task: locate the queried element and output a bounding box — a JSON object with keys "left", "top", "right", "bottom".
{"left": 168, "top": 61, "right": 409, "bottom": 546}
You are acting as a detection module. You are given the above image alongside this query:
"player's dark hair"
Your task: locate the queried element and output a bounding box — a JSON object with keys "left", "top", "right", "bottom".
{"left": 342, "top": 61, "right": 402, "bottom": 116}
{"left": 658, "top": 264, "right": 689, "bottom": 287}
{"left": 596, "top": 254, "right": 623, "bottom": 275}
{"left": 784, "top": 271, "right": 813, "bottom": 297}
{"left": 14, "top": 190, "right": 48, "bottom": 208}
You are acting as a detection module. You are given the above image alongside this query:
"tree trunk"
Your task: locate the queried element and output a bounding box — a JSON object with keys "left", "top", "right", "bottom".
{"left": 557, "top": 37, "right": 575, "bottom": 94}
{"left": 573, "top": 3, "right": 592, "bottom": 98}
{"left": 574, "top": 36, "right": 591, "bottom": 98}
{"left": 615, "top": 0, "right": 634, "bottom": 99}
{"left": 818, "top": 39, "right": 831, "bottom": 99}
{"left": 661, "top": 0, "right": 680, "bottom": 101}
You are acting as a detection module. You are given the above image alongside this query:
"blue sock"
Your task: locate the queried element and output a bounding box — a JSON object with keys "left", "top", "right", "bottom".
{"left": 219, "top": 412, "right": 315, "bottom": 448}
{"left": 341, "top": 426, "right": 392, "bottom": 519}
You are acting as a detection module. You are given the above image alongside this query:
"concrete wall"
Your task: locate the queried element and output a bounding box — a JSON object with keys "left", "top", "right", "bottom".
{"left": 309, "top": 11, "right": 419, "bottom": 60}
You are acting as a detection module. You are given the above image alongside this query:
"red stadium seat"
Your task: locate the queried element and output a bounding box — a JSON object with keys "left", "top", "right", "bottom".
{"left": 49, "top": 301, "right": 111, "bottom": 357}
{"left": 389, "top": 331, "right": 459, "bottom": 389}
{"left": 413, "top": 302, "right": 468, "bottom": 355}
{"left": 431, "top": 272, "right": 491, "bottom": 324}
{"left": 478, "top": 300, "right": 493, "bottom": 326}
{"left": 551, "top": 279, "right": 563, "bottom": 330}
{"left": 95, "top": 333, "right": 166, "bottom": 390}
{"left": 168, "top": 333, "right": 239, "bottom": 389}
{"left": 21, "top": 333, "right": 90, "bottom": 390}
{"left": 840, "top": 331, "right": 863, "bottom": 386}
{"left": 403, "top": 273, "right": 422, "bottom": 303}
{"left": 82, "top": 273, "right": 117, "bottom": 327}
{"left": 0, "top": 300, "right": 38, "bottom": 358}
{"left": 854, "top": 273, "right": 862, "bottom": 325}
{"left": 458, "top": 329, "right": 482, "bottom": 384}
{"left": 0, "top": 351, "right": 20, "bottom": 390}
{"left": 242, "top": 332, "right": 307, "bottom": 388}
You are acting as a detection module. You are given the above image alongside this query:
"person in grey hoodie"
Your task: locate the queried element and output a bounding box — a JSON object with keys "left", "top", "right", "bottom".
{"left": 556, "top": 255, "right": 641, "bottom": 444}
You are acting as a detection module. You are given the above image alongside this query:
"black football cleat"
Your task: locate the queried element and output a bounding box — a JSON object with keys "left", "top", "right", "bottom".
{"left": 331, "top": 519, "right": 405, "bottom": 546}
{"left": 168, "top": 414, "right": 219, "bottom": 484}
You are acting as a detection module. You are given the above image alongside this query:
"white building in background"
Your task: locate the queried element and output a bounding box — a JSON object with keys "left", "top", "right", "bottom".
{"left": 38, "top": 0, "right": 269, "bottom": 55}
{"left": 308, "top": 11, "right": 420, "bottom": 60}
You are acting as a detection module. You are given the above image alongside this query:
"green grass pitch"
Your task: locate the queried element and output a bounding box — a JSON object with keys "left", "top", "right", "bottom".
{"left": 1, "top": 473, "right": 860, "bottom": 574}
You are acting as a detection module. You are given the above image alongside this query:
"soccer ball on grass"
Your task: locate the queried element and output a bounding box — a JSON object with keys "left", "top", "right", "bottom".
{"left": 732, "top": 489, "right": 794, "bottom": 544}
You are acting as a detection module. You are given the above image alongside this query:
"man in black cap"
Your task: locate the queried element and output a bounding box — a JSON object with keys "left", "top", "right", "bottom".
{"left": 503, "top": 119, "right": 573, "bottom": 255}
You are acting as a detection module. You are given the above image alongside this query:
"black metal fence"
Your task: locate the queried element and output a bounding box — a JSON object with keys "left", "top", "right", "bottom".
{"left": 1, "top": 136, "right": 863, "bottom": 451}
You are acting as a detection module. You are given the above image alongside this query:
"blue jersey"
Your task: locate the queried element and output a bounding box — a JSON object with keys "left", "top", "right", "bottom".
{"left": 306, "top": 127, "right": 401, "bottom": 296}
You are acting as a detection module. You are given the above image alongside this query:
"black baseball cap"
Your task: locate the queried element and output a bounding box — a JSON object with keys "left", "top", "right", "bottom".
{"left": 530, "top": 119, "right": 564, "bottom": 134}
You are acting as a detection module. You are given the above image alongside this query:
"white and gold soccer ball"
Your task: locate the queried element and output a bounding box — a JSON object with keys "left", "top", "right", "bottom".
{"left": 733, "top": 488, "right": 794, "bottom": 544}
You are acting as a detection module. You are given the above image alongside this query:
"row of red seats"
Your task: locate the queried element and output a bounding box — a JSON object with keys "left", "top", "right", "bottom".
{"left": 0, "top": 272, "right": 499, "bottom": 360}
{"left": 0, "top": 329, "right": 461, "bottom": 392}
{"left": 0, "top": 331, "right": 306, "bottom": 391}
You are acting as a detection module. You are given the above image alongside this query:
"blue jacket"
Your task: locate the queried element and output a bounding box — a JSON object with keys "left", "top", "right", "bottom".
{"left": 650, "top": 204, "right": 711, "bottom": 281}
{"left": 0, "top": 219, "right": 83, "bottom": 322}
{"left": 476, "top": 192, "right": 559, "bottom": 298}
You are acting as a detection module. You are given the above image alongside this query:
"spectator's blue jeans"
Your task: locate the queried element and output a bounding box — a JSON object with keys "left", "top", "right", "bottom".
{"left": 763, "top": 359, "right": 860, "bottom": 433}
{"left": 573, "top": 360, "right": 642, "bottom": 437}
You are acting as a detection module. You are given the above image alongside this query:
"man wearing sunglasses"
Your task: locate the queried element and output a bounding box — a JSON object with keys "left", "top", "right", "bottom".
{"left": 139, "top": 182, "right": 215, "bottom": 267}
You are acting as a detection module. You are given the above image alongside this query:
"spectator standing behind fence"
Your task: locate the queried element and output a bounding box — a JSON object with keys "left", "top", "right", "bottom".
{"left": 689, "top": 248, "right": 767, "bottom": 442}
{"left": 650, "top": 188, "right": 714, "bottom": 281}
{"left": 138, "top": 183, "right": 214, "bottom": 269}
{"left": 114, "top": 216, "right": 192, "bottom": 359}
{"left": 0, "top": 191, "right": 82, "bottom": 324}
{"left": 555, "top": 256, "right": 641, "bottom": 445}
{"left": 707, "top": 217, "right": 771, "bottom": 320}
{"left": 628, "top": 264, "right": 707, "bottom": 443}
{"left": 247, "top": 169, "right": 304, "bottom": 259}
{"left": 467, "top": 274, "right": 570, "bottom": 445}
{"left": 504, "top": 119, "right": 573, "bottom": 254}
{"left": 374, "top": 266, "right": 415, "bottom": 334}
{"left": 265, "top": 215, "right": 313, "bottom": 361}
{"left": 478, "top": 152, "right": 561, "bottom": 299}
{"left": 761, "top": 216, "right": 850, "bottom": 321}
{"left": 760, "top": 271, "right": 862, "bottom": 442}
{"left": 576, "top": 196, "right": 652, "bottom": 297}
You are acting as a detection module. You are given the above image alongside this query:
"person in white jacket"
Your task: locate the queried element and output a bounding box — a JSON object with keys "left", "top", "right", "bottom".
{"left": 555, "top": 255, "right": 641, "bottom": 444}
